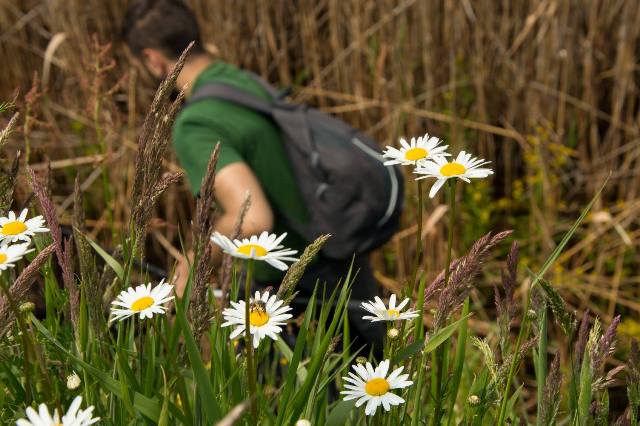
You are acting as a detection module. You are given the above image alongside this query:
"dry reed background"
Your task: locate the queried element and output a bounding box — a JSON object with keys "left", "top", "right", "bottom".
{"left": 1, "top": 0, "right": 639, "bottom": 347}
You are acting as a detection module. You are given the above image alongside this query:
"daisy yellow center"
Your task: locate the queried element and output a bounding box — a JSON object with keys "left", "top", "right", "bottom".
{"left": 237, "top": 244, "right": 268, "bottom": 257}
{"left": 249, "top": 309, "right": 270, "bottom": 326}
{"left": 1, "top": 221, "right": 27, "bottom": 236}
{"left": 0, "top": 254, "right": 6, "bottom": 264}
{"left": 387, "top": 309, "right": 400, "bottom": 318}
{"left": 365, "top": 378, "right": 390, "bottom": 396}
{"left": 404, "top": 147, "right": 428, "bottom": 161}
{"left": 440, "top": 162, "right": 466, "bottom": 177}
{"left": 131, "top": 296, "right": 154, "bottom": 312}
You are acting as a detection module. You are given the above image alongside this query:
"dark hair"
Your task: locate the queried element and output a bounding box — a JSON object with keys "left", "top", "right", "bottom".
{"left": 122, "top": 0, "right": 205, "bottom": 59}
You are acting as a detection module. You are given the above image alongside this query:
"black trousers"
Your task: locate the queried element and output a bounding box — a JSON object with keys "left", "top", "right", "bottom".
{"left": 271, "top": 254, "right": 385, "bottom": 358}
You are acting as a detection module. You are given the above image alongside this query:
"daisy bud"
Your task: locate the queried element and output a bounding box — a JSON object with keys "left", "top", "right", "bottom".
{"left": 295, "top": 420, "right": 312, "bottom": 426}
{"left": 468, "top": 394, "right": 480, "bottom": 406}
{"left": 356, "top": 356, "right": 368, "bottom": 365}
{"left": 387, "top": 328, "right": 400, "bottom": 339}
{"left": 526, "top": 309, "right": 537, "bottom": 321}
{"left": 19, "top": 302, "right": 35, "bottom": 313}
{"left": 66, "top": 371, "right": 81, "bottom": 390}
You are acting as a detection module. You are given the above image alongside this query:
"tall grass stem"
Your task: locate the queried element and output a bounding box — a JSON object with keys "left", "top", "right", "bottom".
{"left": 409, "top": 179, "right": 424, "bottom": 295}
{"left": 243, "top": 259, "right": 258, "bottom": 421}
{"left": 431, "top": 179, "right": 457, "bottom": 426}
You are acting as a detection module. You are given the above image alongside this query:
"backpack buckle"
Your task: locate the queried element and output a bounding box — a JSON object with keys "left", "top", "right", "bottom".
{"left": 315, "top": 183, "right": 329, "bottom": 199}
{"left": 311, "top": 151, "right": 320, "bottom": 168}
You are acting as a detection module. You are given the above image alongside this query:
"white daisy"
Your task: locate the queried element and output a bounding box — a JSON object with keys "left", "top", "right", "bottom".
{"left": 16, "top": 395, "right": 99, "bottom": 426}
{"left": 0, "top": 209, "right": 49, "bottom": 244}
{"left": 222, "top": 290, "right": 293, "bottom": 348}
{"left": 414, "top": 150, "right": 494, "bottom": 198}
{"left": 361, "top": 294, "right": 419, "bottom": 322}
{"left": 341, "top": 359, "right": 413, "bottom": 416}
{"left": 109, "top": 279, "right": 174, "bottom": 323}
{"left": 211, "top": 231, "right": 298, "bottom": 271}
{"left": 0, "top": 242, "right": 33, "bottom": 271}
{"left": 382, "top": 133, "right": 449, "bottom": 166}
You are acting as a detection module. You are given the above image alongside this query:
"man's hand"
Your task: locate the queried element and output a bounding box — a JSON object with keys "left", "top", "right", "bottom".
{"left": 173, "top": 250, "right": 193, "bottom": 299}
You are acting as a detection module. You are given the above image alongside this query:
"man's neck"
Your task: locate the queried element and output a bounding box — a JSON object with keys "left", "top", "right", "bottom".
{"left": 176, "top": 54, "right": 215, "bottom": 96}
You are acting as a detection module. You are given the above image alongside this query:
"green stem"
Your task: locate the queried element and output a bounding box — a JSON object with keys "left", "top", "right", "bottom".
{"left": 0, "top": 281, "right": 33, "bottom": 403}
{"left": 446, "top": 298, "right": 470, "bottom": 426}
{"left": 431, "top": 179, "right": 457, "bottom": 426}
{"left": 496, "top": 295, "right": 533, "bottom": 425}
{"left": 410, "top": 352, "right": 427, "bottom": 426}
{"left": 244, "top": 259, "right": 258, "bottom": 421}
{"left": 536, "top": 307, "right": 548, "bottom": 426}
{"left": 409, "top": 179, "right": 424, "bottom": 296}
{"left": 444, "top": 180, "right": 457, "bottom": 290}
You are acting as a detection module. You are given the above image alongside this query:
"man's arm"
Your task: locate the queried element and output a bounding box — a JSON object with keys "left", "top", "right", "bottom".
{"left": 209, "top": 162, "right": 274, "bottom": 263}
{"left": 174, "top": 162, "right": 273, "bottom": 297}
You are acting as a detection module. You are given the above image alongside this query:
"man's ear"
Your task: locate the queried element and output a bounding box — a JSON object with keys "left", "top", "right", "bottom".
{"left": 141, "top": 48, "right": 171, "bottom": 78}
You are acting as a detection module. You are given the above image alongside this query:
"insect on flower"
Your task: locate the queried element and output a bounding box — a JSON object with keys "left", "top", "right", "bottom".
{"left": 222, "top": 291, "right": 293, "bottom": 348}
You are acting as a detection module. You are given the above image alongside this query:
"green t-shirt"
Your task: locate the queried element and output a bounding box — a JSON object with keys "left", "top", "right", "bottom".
{"left": 172, "top": 61, "right": 308, "bottom": 283}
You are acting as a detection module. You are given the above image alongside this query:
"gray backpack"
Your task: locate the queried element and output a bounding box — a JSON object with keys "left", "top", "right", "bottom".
{"left": 189, "top": 74, "right": 404, "bottom": 259}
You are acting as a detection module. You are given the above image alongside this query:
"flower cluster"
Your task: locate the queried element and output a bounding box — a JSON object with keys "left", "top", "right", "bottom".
{"left": 211, "top": 231, "right": 298, "bottom": 347}
{"left": 383, "top": 133, "right": 494, "bottom": 198}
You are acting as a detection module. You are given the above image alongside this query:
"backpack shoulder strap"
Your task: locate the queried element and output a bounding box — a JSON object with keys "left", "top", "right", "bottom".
{"left": 188, "top": 82, "right": 273, "bottom": 116}
{"left": 245, "top": 71, "right": 281, "bottom": 99}
{"left": 187, "top": 81, "right": 315, "bottom": 153}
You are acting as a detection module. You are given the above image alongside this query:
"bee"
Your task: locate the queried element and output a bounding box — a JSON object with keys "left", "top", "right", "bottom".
{"left": 250, "top": 300, "right": 267, "bottom": 315}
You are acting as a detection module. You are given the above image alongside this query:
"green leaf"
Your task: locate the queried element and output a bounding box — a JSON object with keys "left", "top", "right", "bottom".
{"left": 576, "top": 351, "right": 592, "bottom": 425}
{"left": 275, "top": 288, "right": 317, "bottom": 425}
{"left": 326, "top": 400, "right": 355, "bottom": 426}
{"left": 175, "top": 298, "right": 222, "bottom": 422}
{"left": 275, "top": 336, "right": 308, "bottom": 382}
{"left": 158, "top": 368, "right": 170, "bottom": 426}
{"left": 82, "top": 232, "right": 124, "bottom": 281}
{"left": 33, "top": 318, "right": 162, "bottom": 421}
{"left": 506, "top": 384, "right": 523, "bottom": 422}
{"left": 531, "top": 173, "right": 610, "bottom": 290}
{"left": 423, "top": 313, "right": 472, "bottom": 355}
{"left": 286, "top": 281, "right": 351, "bottom": 424}
{"left": 392, "top": 338, "right": 425, "bottom": 365}
{"left": 0, "top": 361, "right": 25, "bottom": 401}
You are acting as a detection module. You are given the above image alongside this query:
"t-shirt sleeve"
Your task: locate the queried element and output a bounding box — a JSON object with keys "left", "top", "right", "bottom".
{"left": 173, "top": 115, "right": 244, "bottom": 195}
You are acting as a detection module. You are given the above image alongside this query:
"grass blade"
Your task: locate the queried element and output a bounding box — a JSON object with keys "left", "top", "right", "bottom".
{"left": 82, "top": 231, "right": 124, "bottom": 281}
